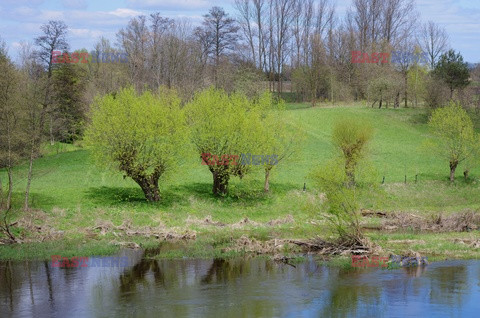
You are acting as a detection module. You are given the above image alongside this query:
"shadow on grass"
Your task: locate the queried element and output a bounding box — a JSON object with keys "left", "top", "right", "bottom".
{"left": 172, "top": 182, "right": 273, "bottom": 207}
{"left": 174, "top": 180, "right": 300, "bottom": 207}
{"left": 286, "top": 103, "right": 312, "bottom": 111}
{"left": 408, "top": 111, "right": 430, "bottom": 125}
{"left": 5, "top": 191, "right": 57, "bottom": 211}
{"left": 85, "top": 180, "right": 300, "bottom": 209}
{"left": 85, "top": 186, "right": 187, "bottom": 208}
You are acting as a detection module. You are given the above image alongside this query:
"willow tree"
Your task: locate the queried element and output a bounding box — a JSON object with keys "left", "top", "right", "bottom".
{"left": 332, "top": 118, "right": 373, "bottom": 187}
{"left": 85, "top": 87, "right": 188, "bottom": 201}
{"left": 257, "top": 97, "right": 300, "bottom": 192}
{"left": 186, "top": 88, "right": 271, "bottom": 195}
{"left": 428, "top": 102, "right": 475, "bottom": 182}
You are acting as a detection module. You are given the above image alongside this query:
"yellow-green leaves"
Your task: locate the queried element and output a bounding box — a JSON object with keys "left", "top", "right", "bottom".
{"left": 428, "top": 102, "right": 476, "bottom": 181}
{"left": 84, "top": 87, "right": 188, "bottom": 200}
{"left": 185, "top": 87, "right": 279, "bottom": 194}
{"left": 186, "top": 88, "right": 271, "bottom": 163}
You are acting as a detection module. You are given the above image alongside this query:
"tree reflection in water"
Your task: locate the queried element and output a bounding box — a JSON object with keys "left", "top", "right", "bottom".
{"left": 1, "top": 257, "right": 480, "bottom": 317}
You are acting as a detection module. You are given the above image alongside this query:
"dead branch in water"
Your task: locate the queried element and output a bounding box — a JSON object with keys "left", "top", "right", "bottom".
{"left": 289, "top": 234, "right": 377, "bottom": 256}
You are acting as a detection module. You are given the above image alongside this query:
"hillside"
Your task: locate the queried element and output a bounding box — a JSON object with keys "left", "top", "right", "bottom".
{"left": 1, "top": 104, "right": 480, "bottom": 261}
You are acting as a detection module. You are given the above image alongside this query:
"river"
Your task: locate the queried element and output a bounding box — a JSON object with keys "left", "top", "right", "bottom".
{"left": 1, "top": 250, "right": 479, "bottom": 317}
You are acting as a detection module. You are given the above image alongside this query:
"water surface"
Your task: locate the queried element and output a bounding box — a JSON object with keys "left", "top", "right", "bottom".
{"left": 1, "top": 251, "right": 479, "bottom": 317}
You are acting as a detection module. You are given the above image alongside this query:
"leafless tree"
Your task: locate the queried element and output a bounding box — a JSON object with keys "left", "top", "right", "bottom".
{"left": 195, "top": 6, "right": 240, "bottom": 87}
{"left": 234, "top": 0, "right": 270, "bottom": 73}
{"left": 34, "top": 20, "right": 69, "bottom": 131}
{"left": 393, "top": 39, "right": 417, "bottom": 107}
{"left": 117, "top": 16, "right": 150, "bottom": 91}
{"left": 382, "top": 0, "right": 417, "bottom": 47}
{"left": 149, "top": 13, "right": 174, "bottom": 89}
{"left": 418, "top": 21, "right": 449, "bottom": 70}
{"left": 18, "top": 42, "right": 45, "bottom": 211}
{"left": 21, "top": 20, "right": 70, "bottom": 210}
{"left": 270, "top": 0, "right": 296, "bottom": 93}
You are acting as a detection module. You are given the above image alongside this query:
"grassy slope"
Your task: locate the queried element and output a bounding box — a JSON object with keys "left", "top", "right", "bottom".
{"left": 1, "top": 103, "right": 480, "bottom": 260}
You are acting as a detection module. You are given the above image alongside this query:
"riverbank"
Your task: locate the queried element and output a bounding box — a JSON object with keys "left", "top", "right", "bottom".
{"left": 1, "top": 206, "right": 479, "bottom": 265}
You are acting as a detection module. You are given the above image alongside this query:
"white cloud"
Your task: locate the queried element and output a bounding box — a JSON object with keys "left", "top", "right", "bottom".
{"left": 70, "top": 28, "right": 105, "bottom": 38}
{"left": 108, "top": 8, "right": 143, "bottom": 18}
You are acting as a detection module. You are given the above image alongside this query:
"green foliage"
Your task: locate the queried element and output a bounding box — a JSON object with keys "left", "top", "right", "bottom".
{"left": 311, "top": 118, "right": 375, "bottom": 240}
{"left": 84, "top": 87, "right": 188, "bottom": 201}
{"left": 367, "top": 74, "right": 401, "bottom": 107}
{"left": 51, "top": 61, "right": 88, "bottom": 143}
{"left": 407, "top": 64, "right": 428, "bottom": 107}
{"left": 185, "top": 87, "right": 276, "bottom": 195}
{"left": 428, "top": 102, "right": 476, "bottom": 181}
{"left": 0, "top": 47, "right": 28, "bottom": 211}
{"left": 424, "top": 74, "right": 450, "bottom": 109}
{"left": 332, "top": 118, "right": 373, "bottom": 186}
{"left": 0, "top": 53, "right": 26, "bottom": 168}
{"left": 311, "top": 159, "right": 361, "bottom": 239}
{"left": 434, "top": 50, "right": 470, "bottom": 97}
{"left": 5, "top": 105, "right": 480, "bottom": 260}
{"left": 256, "top": 98, "right": 304, "bottom": 191}
{"left": 292, "top": 65, "right": 330, "bottom": 105}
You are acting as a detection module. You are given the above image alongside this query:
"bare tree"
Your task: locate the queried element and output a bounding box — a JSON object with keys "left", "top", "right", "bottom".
{"left": 418, "top": 21, "right": 449, "bottom": 70}
{"left": 234, "top": 0, "right": 270, "bottom": 73}
{"left": 149, "top": 13, "right": 174, "bottom": 89}
{"left": 20, "top": 21, "right": 70, "bottom": 211}
{"left": 116, "top": 14, "right": 205, "bottom": 99}
{"left": 235, "top": 0, "right": 256, "bottom": 63}
{"left": 393, "top": 39, "right": 417, "bottom": 107}
{"left": 164, "top": 18, "right": 205, "bottom": 99}
{"left": 349, "top": 0, "right": 382, "bottom": 51}
{"left": 117, "top": 16, "right": 150, "bottom": 91}
{"left": 382, "top": 0, "right": 417, "bottom": 47}
{"left": 86, "top": 37, "right": 129, "bottom": 99}
{"left": 270, "top": 0, "right": 296, "bottom": 93}
{"left": 18, "top": 43, "right": 44, "bottom": 211}
{"left": 195, "top": 7, "right": 240, "bottom": 87}
{"left": 291, "top": 0, "right": 313, "bottom": 68}
{"left": 34, "top": 20, "right": 69, "bottom": 134}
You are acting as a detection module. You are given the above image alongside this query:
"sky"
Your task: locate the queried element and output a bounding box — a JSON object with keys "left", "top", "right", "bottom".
{"left": 0, "top": 0, "right": 479, "bottom": 63}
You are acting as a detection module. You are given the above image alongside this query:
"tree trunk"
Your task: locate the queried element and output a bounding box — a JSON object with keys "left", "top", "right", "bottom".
{"left": 24, "top": 141, "right": 36, "bottom": 211}
{"left": 345, "top": 160, "right": 355, "bottom": 188}
{"left": 6, "top": 167, "right": 13, "bottom": 211}
{"left": 464, "top": 169, "right": 469, "bottom": 181}
{"left": 50, "top": 115, "right": 54, "bottom": 146}
{"left": 264, "top": 168, "right": 271, "bottom": 192}
{"left": 212, "top": 170, "right": 229, "bottom": 196}
{"left": 0, "top": 176, "right": 3, "bottom": 209}
{"left": 136, "top": 177, "right": 161, "bottom": 202}
{"left": 404, "top": 73, "right": 408, "bottom": 108}
{"left": 414, "top": 66, "right": 418, "bottom": 107}
{"left": 449, "top": 160, "right": 458, "bottom": 182}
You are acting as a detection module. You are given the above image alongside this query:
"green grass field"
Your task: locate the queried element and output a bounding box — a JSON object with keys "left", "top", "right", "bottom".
{"left": 1, "top": 103, "right": 480, "bottom": 261}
